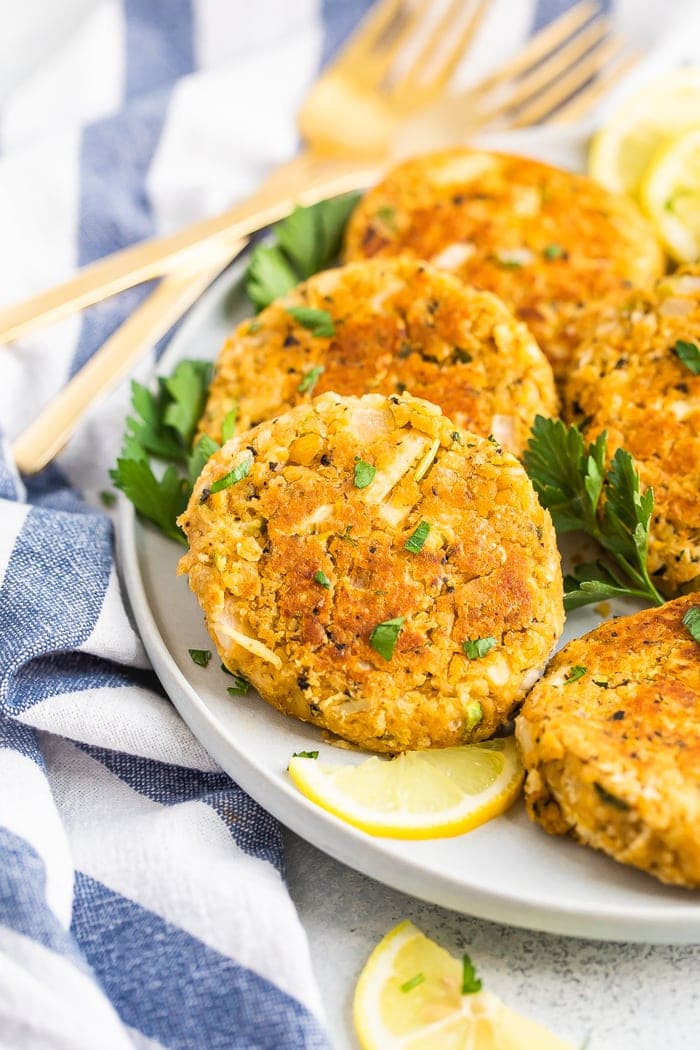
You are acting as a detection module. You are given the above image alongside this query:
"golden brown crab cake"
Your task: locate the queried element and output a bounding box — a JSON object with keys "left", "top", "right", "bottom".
{"left": 563, "top": 266, "right": 700, "bottom": 597}
{"left": 199, "top": 258, "right": 556, "bottom": 458}
{"left": 344, "top": 148, "right": 664, "bottom": 377}
{"left": 516, "top": 595, "right": 700, "bottom": 888}
{"left": 179, "top": 392, "right": 564, "bottom": 754}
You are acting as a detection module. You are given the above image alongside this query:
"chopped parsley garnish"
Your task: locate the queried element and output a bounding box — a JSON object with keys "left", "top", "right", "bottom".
{"left": 594, "top": 782, "right": 629, "bottom": 811}
{"left": 404, "top": 521, "right": 431, "bottom": 553}
{"left": 565, "top": 665, "right": 587, "bottom": 684}
{"left": 298, "top": 364, "right": 325, "bottom": 394}
{"left": 226, "top": 674, "right": 250, "bottom": 696}
{"left": 99, "top": 490, "right": 116, "bottom": 508}
{"left": 354, "top": 459, "right": 376, "bottom": 489}
{"left": 683, "top": 606, "right": 700, "bottom": 644}
{"left": 453, "top": 347, "right": 473, "bottom": 363}
{"left": 221, "top": 405, "right": 238, "bottom": 443}
{"left": 314, "top": 570, "right": 331, "bottom": 589}
{"left": 461, "top": 953, "right": 482, "bottom": 995}
{"left": 287, "top": 307, "right": 335, "bottom": 339}
{"left": 543, "top": 243, "right": 564, "bottom": 260}
{"left": 524, "top": 416, "right": 664, "bottom": 610}
{"left": 188, "top": 648, "right": 212, "bottom": 667}
{"left": 110, "top": 359, "right": 216, "bottom": 544}
{"left": 188, "top": 433, "right": 219, "bottom": 485}
{"left": 370, "top": 616, "right": 405, "bottom": 661}
{"left": 208, "top": 454, "right": 253, "bottom": 495}
{"left": 244, "top": 193, "right": 361, "bottom": 311}
{"left": 673, "top": 339, "right": 700, "bottom": 375}
{"left": 292, "top": 750, "right": 319, "bottom": 759}
{"left": 400, "top": 973, "right": 426, "bottom": 993}
{"left": 463, "top": 637, "right": 496, "bottom": 660}
{"left": 451, "top": 431, "right": 461, "bottom": 443}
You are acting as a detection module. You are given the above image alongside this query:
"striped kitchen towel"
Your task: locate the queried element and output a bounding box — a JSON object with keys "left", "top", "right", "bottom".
{"left": 0, "top": 1, "right": 695, "bottom": 1047}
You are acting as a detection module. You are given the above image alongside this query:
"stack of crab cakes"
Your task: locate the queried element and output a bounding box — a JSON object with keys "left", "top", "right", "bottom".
{"left": 179, "top": 392, "right": 564, "bottom": 754}
{"left": 344, "top": 147, "right": 663, "bottom": 377}
{"left": 563, "top": 265, "right": 700, "bottom": 597}
{"left": 199, "top": 257, "right": 556, "bottom": 458}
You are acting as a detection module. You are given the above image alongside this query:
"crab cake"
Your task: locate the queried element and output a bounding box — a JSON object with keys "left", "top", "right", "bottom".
{"left": 563, "top": 266, "right": 700, "bottom": 597}
{"left": 344, "top": 148, "right": 663, "bottom": 376}
{"left": 199, "top": 258, "right": 556, "bottom": 458}
{"left": 516, "top": 595, "right": 700, "bottom": 888}
{"left": 179, "top": 392, "right": 563, "bottom": 754}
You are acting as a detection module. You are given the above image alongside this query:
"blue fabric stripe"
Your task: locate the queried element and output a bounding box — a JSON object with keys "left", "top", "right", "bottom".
{"left": 0, "top": 715, "right": 44, "bottom": 766}
{"left": 0, "top": 507, "right": 113, "bottom": 712}
{"left": 73, "top": 873, "right": 331, "bottom": 1050}
{"left": 320, "top": 0, "right": 374, "bottom": 65}
{"left": 76, "top": 743, "right": 284, "bottom": 870}
{"left": 0, "top": 442, "right": 23, "bottom": 501}
{"left": 9, "top": 651, "right": 160, "bottom": 711}
{"left": 532, "top": 0, "right": 612, "bottom": 32}
{"left": 70, "top": 0, "right": 195, "bottom": 377}
{"left": 0, "top": 827, "right": 86, "bottom": 971}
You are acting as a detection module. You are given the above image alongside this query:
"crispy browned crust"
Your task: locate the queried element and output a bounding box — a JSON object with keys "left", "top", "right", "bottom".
{"left": 563, "top": 266, "right": 700, "bottom": 596}
{"left": 516, "top": 594, "right": 700, "bottom": 888}
{"left": 179, "top": 392, "right": 564, "bottom": 753}
{"left": 199, "top": 257, "right": 556, "bottom": 458}
{"left": 344, "top": 148, "right": 663, "bottom": 377}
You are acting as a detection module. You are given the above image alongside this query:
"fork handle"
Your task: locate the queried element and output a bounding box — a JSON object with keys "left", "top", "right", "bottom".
{"left": 0, "top": 152, "right": 380, "bottom": 347}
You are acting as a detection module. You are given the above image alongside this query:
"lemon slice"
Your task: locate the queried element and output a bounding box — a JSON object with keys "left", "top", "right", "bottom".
{"left": 287, "top": 737, "right": 523, "bottom": 838}
{"left": 640, "top": 128, "right": 700, "bottom": 262}
{"left": 354, "top": 920, "right": 575, "bottom": 1050}
{"left": 589, "top": 68, "right": 700, "bottom": 197}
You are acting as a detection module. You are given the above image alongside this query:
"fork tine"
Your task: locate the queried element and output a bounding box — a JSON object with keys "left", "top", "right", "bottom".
{"left": 510, "top": 35, "right": 628, "bottom": 127}
{"left": 353, "top": 0, "right": 433, "bottom": 92}
{"left": 468, "top": 0, "right": 600, "bottom": 97}
{"left": 548, "top": 50, "right": 640, "bottom": 124}
{"left": 330, "top": 0, "right": 404, "bottom": 73}
{"left": 394, "top": 0, "right": 490, "bottom": 100}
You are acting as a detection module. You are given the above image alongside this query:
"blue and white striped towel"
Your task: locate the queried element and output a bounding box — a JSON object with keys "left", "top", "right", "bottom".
{"left": 0, "top": 1, "right": 697, "bottom": 1047}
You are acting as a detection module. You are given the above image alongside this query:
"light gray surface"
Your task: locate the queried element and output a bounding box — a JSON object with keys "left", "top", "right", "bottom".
{"left": 284, "top": 828, "right": 700, "bottom": 1050}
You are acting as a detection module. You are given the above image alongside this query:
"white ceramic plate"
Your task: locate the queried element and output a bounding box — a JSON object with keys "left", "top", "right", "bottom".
{"left": 117, "top": 129, "right": 700, "bottom": 944}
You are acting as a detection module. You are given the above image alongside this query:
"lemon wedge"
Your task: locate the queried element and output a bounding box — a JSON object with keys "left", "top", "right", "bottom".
{"left": 287, "top": 737, "right": 523, "bottom": 838}
{"left": 640, "top": 128, "right": 700, "bottom": 262}
{"left": 353, "top": 920, "right": 576, "bottom": 1050}
{"left": 589, "top": 67, "right": 700, "bottom": 197}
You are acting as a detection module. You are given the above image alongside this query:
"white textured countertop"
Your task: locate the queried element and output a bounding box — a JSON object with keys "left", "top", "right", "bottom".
{"left": 284, "top": 829, "right": 700, "bottom": 1050}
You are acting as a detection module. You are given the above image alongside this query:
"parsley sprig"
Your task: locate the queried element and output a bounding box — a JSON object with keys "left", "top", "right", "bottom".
{"left": 524, "top": 416, "right": 664, "bottom": 611}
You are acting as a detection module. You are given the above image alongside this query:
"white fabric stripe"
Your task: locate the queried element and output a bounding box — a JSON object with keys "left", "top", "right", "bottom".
{"left": 1, "top": 1, "right": 125, "bottom": 153}
{"left": 0, "top": 501, "right": 29, "bottom": 591}
{"left": 148, "top": 21, "right": 322, "bottom": 235}
{"left": 193, "top": 0, "right": 319, "bottom": 70}
{"left": 77, "top": 565, "right": 150, "bottom": 669}
{"left": 0, "top": 927, "right": 135, "bottom": 1050}
{"left": 125, "top": 1027, "right": 166, "bottom": 1050}
{"left": 44, "top": 738, "right": 324, "bottom": 1021}
{"left": 20, "top": 687, "right": 220, "bottom": 771}
{"left": 0, "top": 748, "right": 74, "bottom": 928}
{"left": 452, "top": 0, "right": 537, "bottom": 90}
{"left": 0, "top": 128, "right": 81, "bottom": 439}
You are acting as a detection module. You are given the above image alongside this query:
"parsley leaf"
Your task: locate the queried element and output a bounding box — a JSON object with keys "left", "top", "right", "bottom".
{"left": 110, "top": 458, "right": 190, "bottom": 544}
{"left": 405, "top": 521, "right": 430, "bottom": 553}
{"left": 188, "top": 648, "right": 212, "bottom": 667}
{"left": 543, "top": 243, "right": 564, "bottom": 260}
{"left": 287, "top": 307, "right": 335, "bottom": 338}
{"left": 226, "top": 674, "right": 250, "bottom": 696}
{"left": 370, "top": 616, "right": 405, "bottom": 661}
{"left": 524, "top": 416, "right": 664, "bottom": 610}
{"left": 683, "top": 606, "right": 700, "bottom": 644}
{"left": 461, "top": 954, "right": 482, "bottom": 995}
{"left": 298, "top": 364, "right": 325, "bottom": 394}
{"left": 464, "top": 637, "right": 496, "bottom": 660}
{"left": 673, "top": 339, "right": 700, "bottom": 375}
{"left": 354, "top": 459, "right": 376, "bottom": 489}
{"left": 188, "top": 433, "right": 220, "bottom": 485}
{"left": 245, "top": 193, "right": 361, "bottom": 311}
{"left": 162, "top": 360, "right": 213, "bottom": 449}
{"left": 99, "top": 490, "right": 116, "bottom": 508}
{"left": 221, "top": 405, "right": 238, "bottom": 443}
{"left": 292, "top": 750, "right": 319, "bottom": 760}
{"left": 314, "top": 570, "right": 331, "bottom": 589}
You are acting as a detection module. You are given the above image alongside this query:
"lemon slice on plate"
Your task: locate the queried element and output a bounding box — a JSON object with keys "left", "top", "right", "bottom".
{"left": 589, "top": 67, "right": 700, "bottom": 197}
{"left": 287, "top": 737, "right": 523, "bottom": 839}
{"left": 640, "top": 127, "right": 700, "bottom": 262}
{"left": 353, "top": 920, "right": 575, "bottom": 1050}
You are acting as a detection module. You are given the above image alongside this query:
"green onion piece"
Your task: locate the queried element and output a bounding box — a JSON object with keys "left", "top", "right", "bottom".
{"left": 543, "top": 243, "right": 564, "bottom": 260}
{"left": 461, "top": 953, "right": 482, "bottom": 995}
{"left": 221, "top": 405, "right": 238, "bottom": 443}
{"left": 683, "top": 606, "right": 700, "bottom": 644}
{"left": 313, "top": 570, "right": 331, "bottom": 589}
{"left": 463, "top": 637, "right": 496, "bottom": 660}
{"left": 404, "top": 521, "right": 431, "bottom": 554}
{"left": 400, "top": 973, "right": 426, "bottom": 994}
{"left": 298, "top": 365, "right": 325, "bottom": 394}
{"left": 287, "top": 307, "right": 335, "bottom": 338}
{"left": 565, "top": 665, "right": 587, "bottom": 684}
{"left": 370, "top": 616, "right": 405, "bottom": 661}
{"left": 188, "top": 648, "right": 212, "bottom": 667}
{"left": 354, "top": 459, "right": 376, "bottom": 489}
{"left": 209, "top": 454, "right": 253, "bottom": 494}
{"left": 465, "top": 701, "right": 483, "bottom": 732}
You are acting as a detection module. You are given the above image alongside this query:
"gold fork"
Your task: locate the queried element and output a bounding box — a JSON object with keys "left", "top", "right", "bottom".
{"left": 11, "top": 1, "right": 638, "bottom": 474}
